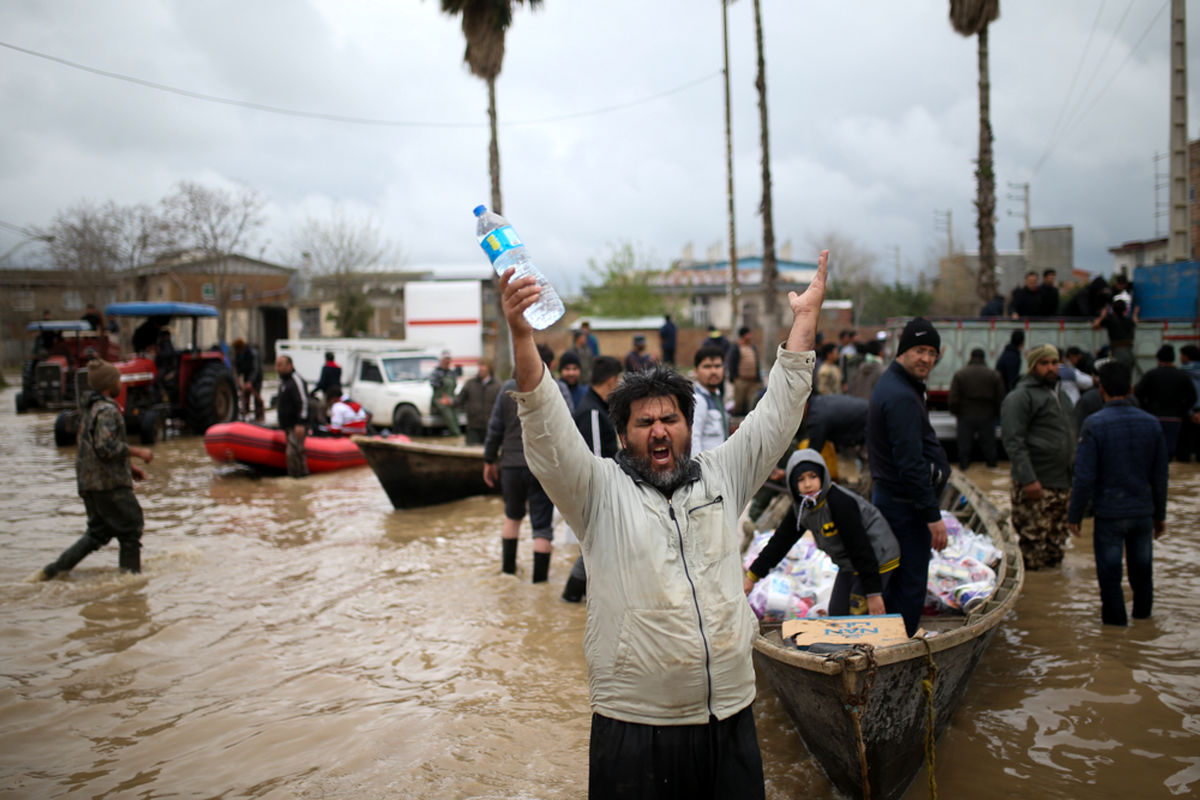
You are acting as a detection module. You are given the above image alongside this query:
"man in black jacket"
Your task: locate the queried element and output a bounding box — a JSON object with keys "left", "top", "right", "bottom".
{"left": 996, "top": 330, "right": 1025, "bottom": 393}
{"left": 275, "top": 355, "right": 309, "bottom": 478}
{"left": 868, "top": 317, "right": 951, "bottom": 636}
{"left": 949, "top": 348, "right": 1005, "bottom": 469}
{"left": 560, "top": 355, "right": 623, "bottom": 602}
{"left": 1135, "top": 345, "right": 1198, "bottom": 458}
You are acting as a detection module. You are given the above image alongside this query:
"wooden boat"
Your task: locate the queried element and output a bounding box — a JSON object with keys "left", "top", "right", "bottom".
{"left": 752, "top": 470, "right": 1024, "bottom": 800}
{"left": 353, "top": 436, "right": 496, "bottom": 508}
{"left": 204, "top": 421, "right": 408, "bottom": 474}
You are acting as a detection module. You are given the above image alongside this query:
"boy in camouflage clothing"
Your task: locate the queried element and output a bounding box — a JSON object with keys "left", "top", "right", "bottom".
{"left": 38, "top": 359, "right": 153, "bottom": 579}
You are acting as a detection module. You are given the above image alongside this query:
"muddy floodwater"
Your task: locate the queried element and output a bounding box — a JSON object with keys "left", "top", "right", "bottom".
{"left": 1, "top": 384, "right": 1198, "bottom": 799}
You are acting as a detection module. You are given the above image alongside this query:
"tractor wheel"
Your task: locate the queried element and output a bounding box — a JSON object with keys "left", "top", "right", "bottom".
{"left": 186, "top": 364, "right": 237, "bottom": 434}
{"left": 392, "top": 405, "right": 422, "bottom": 437}
{"left": 54, "top": 410, "right": 78, "bottom": 447}
{"left": 15, "top": 392, "right": 28, "bottom": 414}
{"left": 139, "top": 408, "right": 166, "bottom": 445}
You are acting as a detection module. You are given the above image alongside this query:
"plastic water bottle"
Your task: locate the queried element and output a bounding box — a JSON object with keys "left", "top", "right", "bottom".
{"left": 474, "top": 205, "right": 565, "bottom": 330}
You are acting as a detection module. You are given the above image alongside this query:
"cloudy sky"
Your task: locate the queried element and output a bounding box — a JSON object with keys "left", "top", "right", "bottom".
{"left": 0, "top": 0, "right": 1195, "bottom": 297}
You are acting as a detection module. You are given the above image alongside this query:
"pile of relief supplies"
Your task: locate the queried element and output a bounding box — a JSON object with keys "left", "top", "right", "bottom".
{"left": 745, "top": 510, "right": 1004, "bottom": 622}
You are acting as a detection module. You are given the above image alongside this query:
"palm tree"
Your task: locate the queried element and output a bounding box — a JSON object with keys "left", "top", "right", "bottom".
{"left": 722, "top": 0, "right": 740, "bottom": 326}
{"left": 949, "top": 0, "right": 1000, "bottom": 306}
{"left": 440, "top": 0, "right": 542, "bottom": 377}
{"left": 751, "top": 0, "right": 778, "bottom": 365}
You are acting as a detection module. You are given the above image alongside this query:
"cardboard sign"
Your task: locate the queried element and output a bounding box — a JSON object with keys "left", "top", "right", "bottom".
{"left": 782, "top": 614, "right": 910, "bottom": 649}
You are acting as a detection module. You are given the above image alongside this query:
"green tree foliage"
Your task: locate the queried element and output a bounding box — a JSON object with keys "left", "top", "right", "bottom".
{"left": 327, "top": 289, "right": 373, "bottom": 338}
{"left": 826, "top": 280, "right": 932, "bottom": 325}
{"left": 575, "top": 241, "right": 671, "bottom": 318}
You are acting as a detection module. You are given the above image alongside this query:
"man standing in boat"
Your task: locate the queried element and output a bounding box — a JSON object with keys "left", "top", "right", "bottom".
{"left": 867, "top": 317, "right": 951, "bottom": 638}
{"left": 499, "top": 250, "right": 827, "bottom": 799}
{"left": 275, "top": 355, "right": 310, "bottom": 478}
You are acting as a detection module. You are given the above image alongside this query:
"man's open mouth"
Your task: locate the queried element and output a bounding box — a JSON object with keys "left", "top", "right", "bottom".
{"left": 651, "top": 444, "right": 673, "bottom": 467}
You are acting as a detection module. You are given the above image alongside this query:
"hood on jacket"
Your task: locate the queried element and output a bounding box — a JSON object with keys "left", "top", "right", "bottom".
{"left": 785, "top": 447, "right": 831, "bottom": 513}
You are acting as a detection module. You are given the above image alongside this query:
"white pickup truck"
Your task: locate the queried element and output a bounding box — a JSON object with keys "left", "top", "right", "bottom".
{"left": 275, "top": 339, "right": 463, "bottom": 435}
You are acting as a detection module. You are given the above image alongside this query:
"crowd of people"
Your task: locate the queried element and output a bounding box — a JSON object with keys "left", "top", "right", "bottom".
{"left": 32, "top": 256, "right": 1194, "bottom": 798}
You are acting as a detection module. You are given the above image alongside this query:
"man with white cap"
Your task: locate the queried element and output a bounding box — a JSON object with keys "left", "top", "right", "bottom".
{"left": 1001, "top": 343, "right": 1078, "bottom": 569}
{"left": 37, "top": 359, "right": 153, "bottom": 579}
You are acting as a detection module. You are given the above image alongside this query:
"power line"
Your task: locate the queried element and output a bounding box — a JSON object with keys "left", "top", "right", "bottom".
{"left": 1036, "top": 0, "right": 1107, "bottom": 171}
{"left": 1035, "top": 1, "right": 1167, "bottom": 172}
{"left": 0, "top": 39, "right": 721, "bottom": 128}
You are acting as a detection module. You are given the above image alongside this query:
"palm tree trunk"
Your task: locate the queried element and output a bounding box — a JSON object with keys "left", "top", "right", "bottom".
{"left": 752, "top": 0, "right": 778, "bottom": 364}
{"left": 487, "top": 75, "right": 513, "bottom": 378}
{"left": 722, "top": 0, "right": 739, "bottom": 327}
{"left": 975, "top": 24, "right": 997, "bottom": 305}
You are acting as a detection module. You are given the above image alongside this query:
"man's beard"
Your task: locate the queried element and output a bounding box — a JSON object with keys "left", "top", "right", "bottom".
{"left": 628, "top": 445, "right": 694, "bottom": 493}
{"left": 1040, "top": 373, "right": 1059, "bottom": 388}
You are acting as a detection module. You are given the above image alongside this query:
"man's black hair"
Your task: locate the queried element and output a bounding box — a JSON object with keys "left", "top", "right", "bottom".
{"left": 536, "top": 343, "right": 555, "bottom": 366}
{"left": 970, "top": 347, "right": 986, "bottom": 361}
{"left": 738, "top": 326, "right": 751, "bottom": 338}
{"left": 590, "top": 355, "right": 622, "bottom": 386}
{"left": 1181, "top": 344, "right": 1200, "bottom": 362}
{"left": 1156, "top": 344, "right": 1175, "bottom": 363}
{"left": 693, "top": 344, "right": 725, "bottom": 368}
{"left": 1010, "top": 330, "right": 1025, "bottom": 347}
{"left": 1026, "top": 270, "right": 1038, "bottom": 279}
{"left": 608, "top": 365, "right": 695, "bottom": 436}
{"left": 1043, "top": 268, "right": 1056, "bottom": 277}
{"left": 1066, "top": 345, "right": 1082, "bottom": 358}
{"left": 819, "top": 342, "right": 838, "bottom": 359}
{"left": 864, "top": 339, "right": 882, "bottom": 356}
{"left": 325, "top": 351, "right": 335, "bottom": 361}
{"left": 1098, "top": 361, "right": 1132, "bottom": 398}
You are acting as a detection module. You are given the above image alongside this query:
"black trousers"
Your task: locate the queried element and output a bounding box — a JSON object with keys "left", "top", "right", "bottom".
{"left": 955, "top": 415, "right": 998, "bottom": 468}
{"left": 589, "top": 704, "right": 765, "bottom": 800}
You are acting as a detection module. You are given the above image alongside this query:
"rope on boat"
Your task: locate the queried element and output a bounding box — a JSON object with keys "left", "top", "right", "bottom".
{"left": 827, "top": 643, "right": 878, "bottom": 800}
{"left": 920, "top": 636, "right": 939, "bottom": 800}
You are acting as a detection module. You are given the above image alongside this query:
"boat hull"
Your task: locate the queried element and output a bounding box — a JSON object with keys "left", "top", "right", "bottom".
{"left": 353, "top": 437, "right": 495, "bottom": 508}
{"left": 752, "top": 471, "right": 1024, "bottom": 800}
{"left": 205, "top": 422, "right": 404, "bottom": 474}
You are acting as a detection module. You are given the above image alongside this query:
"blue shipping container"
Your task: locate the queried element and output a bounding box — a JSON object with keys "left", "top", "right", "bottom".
{"left": 1132, "top": 261, "right": 1199, "bottom": 318}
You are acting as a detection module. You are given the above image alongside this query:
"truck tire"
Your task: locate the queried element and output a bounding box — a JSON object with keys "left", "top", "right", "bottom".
{"left": 392, "top": 405, "right": 422, "bottom": 437}
{"left": 15, "top": 392, "right": 28, "bottom": 413}
{"left": 54, "top": 410, "right": 78, "bottom": 447}
{"left": 139, "top": 408, "right": 166, "bottom": 445}
{"left": 186, "top": 364, "right": 237, "bottom": 434}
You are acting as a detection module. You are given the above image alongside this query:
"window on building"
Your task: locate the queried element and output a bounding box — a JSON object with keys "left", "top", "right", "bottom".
{"left": 690, "top": 295, "right": 710, "bottom": 328}
{"left": 11, "top": 290, "right": 34, "bottom": 312}
{"left": 157, "top": 285, "right": 165, "bottom": 298}
{"left": 300, "top": 307, "right": 321, "bottom": 337}
{"left": 232, "top": 284, "right": 245, "bottom": 301}
{"left": 202, "top": 283, "right": 215, "bottom": 301}
{"left": 742, "top": 301, "right": 759, "bottom": 330}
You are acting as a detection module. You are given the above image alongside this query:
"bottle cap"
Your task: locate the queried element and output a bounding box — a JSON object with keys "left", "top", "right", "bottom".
{"left": 473, "top": 205, "right": 487, "bottom": 217}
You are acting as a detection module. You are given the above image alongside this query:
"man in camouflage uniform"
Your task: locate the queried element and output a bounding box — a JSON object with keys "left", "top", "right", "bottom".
{"left": 38, "top": 359, "right": 153, "bottom": 579}
{"left": 430, "top": 350, "right": 462, "bottom": 436}
{"left": 1001, "top": 343, "right": 1078, "bottom": 569}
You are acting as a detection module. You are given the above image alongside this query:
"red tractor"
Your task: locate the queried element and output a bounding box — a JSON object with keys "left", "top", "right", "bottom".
{"left": 54, "top": 302, "right": 238, "bottom": 446}
{"left": 16, "top": 320, "right": 121, "bottom": 414}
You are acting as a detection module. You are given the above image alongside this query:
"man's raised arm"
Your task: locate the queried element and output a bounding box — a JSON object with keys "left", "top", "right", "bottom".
{"left": 499, "top": 269, "right": 547, "bottom": 391}
{"left": 786, "top": 250, "right": 829, "bottom": 352}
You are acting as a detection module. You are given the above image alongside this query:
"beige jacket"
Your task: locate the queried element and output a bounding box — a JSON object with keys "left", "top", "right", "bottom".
{"left": 514, "top": 347, "right": 815, "bottom": 725}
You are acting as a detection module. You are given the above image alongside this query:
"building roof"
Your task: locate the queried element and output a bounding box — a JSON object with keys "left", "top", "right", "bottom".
{"left": 1108, "top": 237, "right": 1168, "bottom": 254}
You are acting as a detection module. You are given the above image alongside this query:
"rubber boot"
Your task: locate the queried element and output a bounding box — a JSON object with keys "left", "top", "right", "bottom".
{"left": 43, "top": 535, "right": 101, "bottom": 579}
{"left": 501, "top": 538, "right": 518, "bottom": 575}
{"left": 532, "top": 552, "right": 551, "bottom": 584}
{"left": 561, "top": 576, "right": 587, "bottom": 603}
{"left": 118, "top": 541, "right": 141, "bottom": 574}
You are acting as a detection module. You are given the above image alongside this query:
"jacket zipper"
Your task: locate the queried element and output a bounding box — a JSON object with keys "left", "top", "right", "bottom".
{"left": 669, "top": 499, "right": 714, "bottom": 716}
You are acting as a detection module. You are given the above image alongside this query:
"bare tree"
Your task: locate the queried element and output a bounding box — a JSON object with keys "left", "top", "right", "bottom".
{"left": 751, "top": 0, "right": 779, "bottom": 364}
{"left": 808, "top": 230, "right": 878, "bottom": 327}
{"left": 35, "top": 200, "right": 165, "bottom": 309}
{"left": 290, "top": 209, "right": 400, "bottom": 337}
{"left": 159, "top": 181, "right": 268, "bottom": 341}
{"left": 440, "top": 0, "right": 543, "bottom": 378}
{"left": 949, "top": 0, "right": 1001, "bottom": 305}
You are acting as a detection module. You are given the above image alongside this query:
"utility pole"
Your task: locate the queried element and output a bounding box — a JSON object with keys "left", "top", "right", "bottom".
{"left": 1154, "top": 151, "right": 1169, "bottom": 238}
{"left": 1007, "top": 181, "right": 1031, "bottom": 267}
{"left": 721, "top": 0, "right": 740, "bottom": 328}
{"left": 1168, "top": 0, "right": 1189, "bottom": 262}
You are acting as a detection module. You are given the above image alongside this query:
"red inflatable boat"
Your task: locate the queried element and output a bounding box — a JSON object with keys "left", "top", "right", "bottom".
{"left": 204, "top": 422, "right": 409, "bottom": 474}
